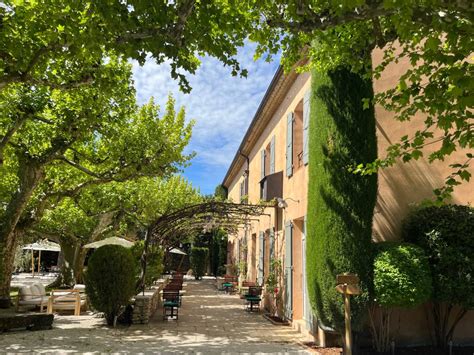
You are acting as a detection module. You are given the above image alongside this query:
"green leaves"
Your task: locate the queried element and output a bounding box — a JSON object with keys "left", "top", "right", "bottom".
{"left": 0, "top": 0, "right": 252, "bottom": 93}
{"left": 373, "top": 243, "right": 432, "bottom": 308}
{"left": 402, "top": 204, "right": 474, "bottom": 308}
{"left": 243, "top": 0, "right": 474, "bottom": 199}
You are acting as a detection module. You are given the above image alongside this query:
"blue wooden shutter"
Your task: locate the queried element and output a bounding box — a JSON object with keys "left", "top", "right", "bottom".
{"left": 302, "top": 215, "right": 312, "bottom": 329}
{"left": 270, "top": 136, "right": 275, "bottom": 174}
{"left": 261, "top": 149, "right": 266, "bottom": 180}
{"left": 284, "top": 221, "right": 293, "bottom": 319}
{"left": 258, "top": 232, "right": 265, "bottom": 285}
{"left": 303, "top": 90, "right": 311, "bottom": 165}
{"left": 286, "top": 112, "right": 293, "bottom": 177}
{"left": 269, "top": 229, "right": 275, "bottom": 259}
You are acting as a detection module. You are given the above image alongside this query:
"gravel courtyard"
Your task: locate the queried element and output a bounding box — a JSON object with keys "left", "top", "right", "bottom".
{"left": 0, "top": 278, "right": 310, "bottom": 354}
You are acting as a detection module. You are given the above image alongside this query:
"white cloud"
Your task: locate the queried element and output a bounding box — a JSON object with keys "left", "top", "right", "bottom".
{"left": 132, "top": 43, "right": 280, "bottom": 192}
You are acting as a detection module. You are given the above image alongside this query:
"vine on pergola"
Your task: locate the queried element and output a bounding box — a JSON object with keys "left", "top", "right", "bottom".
{"left": 139, "top": 201, "right": 269, "bottom": 291}
{"left": 149, "top": 201, "right": 268, "bottom": 251}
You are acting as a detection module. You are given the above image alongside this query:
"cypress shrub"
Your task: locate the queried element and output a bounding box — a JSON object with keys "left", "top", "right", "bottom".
{"left": 190, "top": 247, "right": 208, "bottom": 280}
{"left": 306, "top": 65, "right": 378, "bottom": 333}
{"left": 85, "top": 245, "right": 135, "bottom": 326}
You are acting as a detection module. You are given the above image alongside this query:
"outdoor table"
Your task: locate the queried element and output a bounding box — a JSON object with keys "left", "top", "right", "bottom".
{"left": 239, "top": 286, "right": 249, "bottom": 295}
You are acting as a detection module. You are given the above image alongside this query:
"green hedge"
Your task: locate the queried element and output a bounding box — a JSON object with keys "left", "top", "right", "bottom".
{"left": 85, "top": 245, "right": 135, "bottom": 326}
{"left": 402, "top": 204, "right": 473, "bottom": 347}
{"left": 402, "top": 204, "right": 474, "bottom": 307}
{"left": 306, "top": 66, "right": 377, "bottom": 332}
{"left": 190, "top": 247, "right": 208, "bottom": 280}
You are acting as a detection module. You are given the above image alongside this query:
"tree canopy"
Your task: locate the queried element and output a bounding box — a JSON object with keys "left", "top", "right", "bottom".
{"left": 0, "top": 0, "right": 253, "bottom": 92}
{"left": 246, "top": 1, "right": 473, "bottom": 198}
{"left": 0, "top": 54, "right": 193, "bottom": 297}
{"left": 2, "top": 1, "right": 471, "bottom": 197}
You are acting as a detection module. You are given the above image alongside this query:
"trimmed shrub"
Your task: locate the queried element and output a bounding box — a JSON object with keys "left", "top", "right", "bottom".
{"left": 402, "top": 204, "right": 474, "bottom": 347}
{"left": 85, "top": 245, "right": 135, "bottom": 326}
{"left": 190, "top": 247, "right": 208, "bottom": 280}
{"left": 306, "top": 65, "right": 378, "bottom": 333}
{"left": 370, "top": 243, "right": 432, "bottom": 352}
{"left": 374, "top": 243, "right": 432, "bottom": 308}
{"left": 131, "top": 241, "right": 164, "bottom": 290}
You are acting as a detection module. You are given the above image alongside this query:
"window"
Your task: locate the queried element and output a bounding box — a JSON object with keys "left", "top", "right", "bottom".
{"left": 293, "top": 100, "right": 304, "bottom": 170}
{"left": 240, "top": 175, "right": 248, "bottom": 203}
{"left": 286, "top": 92, "right": 310, "bottom": 177}
{"left": 261, "top": 136, "right": 275, "bottom": 180}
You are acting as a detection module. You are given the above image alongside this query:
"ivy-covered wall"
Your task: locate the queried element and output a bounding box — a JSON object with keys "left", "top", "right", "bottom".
{"left": 306, "top": 66, "right": 378, "bottom": 332}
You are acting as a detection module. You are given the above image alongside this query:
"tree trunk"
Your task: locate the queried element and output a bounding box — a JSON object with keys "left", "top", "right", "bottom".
{"left": 0, "top": 159, "right": 44, "bottom": 304}
{"left": 53, "top": 238, "right": 80, "bottom": 287}
{"left": 74, "top": 248, "right": 88, "bottom": 284}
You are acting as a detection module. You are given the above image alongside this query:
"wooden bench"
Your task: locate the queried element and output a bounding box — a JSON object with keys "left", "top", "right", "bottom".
{"left": 47, "top": 289, "right": 86, "bottom": 316}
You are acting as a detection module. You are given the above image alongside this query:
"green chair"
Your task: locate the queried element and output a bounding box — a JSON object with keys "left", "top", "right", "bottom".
{"left": 163, "top": 291, "right": 180, "bottom": 320}
{"left": 244, "top": 286, "right": 262, "bottom": 312}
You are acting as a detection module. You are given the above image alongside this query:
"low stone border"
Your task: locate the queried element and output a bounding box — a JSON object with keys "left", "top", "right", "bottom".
{"left": 263, "top": 313, "right": 290, "bottom": 326}
{"left": 132, "top": 277, "right": 169, "bottom": 324}
{"left": 0, "top": 313, "right": 54, "bottom": 332}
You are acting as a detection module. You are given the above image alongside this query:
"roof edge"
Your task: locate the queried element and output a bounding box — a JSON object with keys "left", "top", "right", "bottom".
{"left": 221, "top": 66, "right": 284, "bottom": 188}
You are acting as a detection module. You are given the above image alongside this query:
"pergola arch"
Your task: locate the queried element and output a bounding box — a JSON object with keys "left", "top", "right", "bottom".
{"left": 139, "top": 201, "right": 270, "bottom": 291}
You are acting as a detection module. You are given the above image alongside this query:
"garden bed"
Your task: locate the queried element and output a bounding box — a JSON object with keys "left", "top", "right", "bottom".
{"left": 301, "top": 343, "right": 474, "bottom": 355}
{"left": 360, "top": 346, "right": 474, "bottom": 355}
{"left": 263, "top": 313, "right": 290, "bottom": 326}
{"left": 0, "top": 312, "right": 54, "bottom": 332}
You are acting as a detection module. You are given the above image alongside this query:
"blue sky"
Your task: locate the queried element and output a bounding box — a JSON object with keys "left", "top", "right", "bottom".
{"left": 132, "top": 43, "right": 280, "bottom": 195}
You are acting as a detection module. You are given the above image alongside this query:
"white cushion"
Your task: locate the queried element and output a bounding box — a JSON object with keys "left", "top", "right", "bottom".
{"left": 35, "top": 283, "right": 46, "bottom": 296}
{"left": 30, "top": 285, "right": 41, "bottom": 296}
{"left": 52, "top": 299, "right": 86, "bottom": 309}
{"left": 73, "top": 284, "right": 86, "bottom": 292}
{"left": 19, "top": 286, "right": 33, "bottom": 300}
{"left": 19, "top": 296, "right": 48, "bottom": 305}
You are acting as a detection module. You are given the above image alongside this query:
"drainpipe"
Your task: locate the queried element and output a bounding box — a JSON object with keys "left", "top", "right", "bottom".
{"left": 239, "top": 150, "right": 249, "bottom": 177}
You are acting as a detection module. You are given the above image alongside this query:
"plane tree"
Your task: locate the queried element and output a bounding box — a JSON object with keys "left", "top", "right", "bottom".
{"left": 0, "top": 55, "right": 193, "bottom": 302}
{"left": 31, "top": 175, "right": 202, "bottom": 286}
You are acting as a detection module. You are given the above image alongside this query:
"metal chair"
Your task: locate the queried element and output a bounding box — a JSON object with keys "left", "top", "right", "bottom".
{"left": 244, "top": 286, "right": 262, "bottom": 312}
{"left": 162, "top": 291, "right": 180, "bottom": 320}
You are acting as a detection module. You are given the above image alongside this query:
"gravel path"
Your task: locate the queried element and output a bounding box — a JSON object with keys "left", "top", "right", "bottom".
{"left": 0, "top": 278, "right": 310, "bottom": 354}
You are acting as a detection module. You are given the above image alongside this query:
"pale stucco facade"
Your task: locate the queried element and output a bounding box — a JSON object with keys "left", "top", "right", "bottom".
{"left": 222, "top": 52, "right": 473, "bottom": 344}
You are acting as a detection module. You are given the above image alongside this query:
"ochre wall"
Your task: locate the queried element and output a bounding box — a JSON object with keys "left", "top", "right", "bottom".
{"left": 371, "top": 46, "right": 474, "bottom": 344}
{"left": 372, "top": 47, "right": 473, "bottom": 241}
{"left": 226, "top": 51, "right": 473, "bottom": 342}
{"left": 227, "top": 71, "right": 311, "bottom": 322}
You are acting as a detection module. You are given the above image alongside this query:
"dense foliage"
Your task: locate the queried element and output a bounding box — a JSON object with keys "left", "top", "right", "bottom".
{"left": 246, "top": 1, "right": 473, "bottom": 198}
{"left": 306, "top": 65, "right": 377, "bottom": 333}
{"left": 370, "top": 243, "right": 432, "bottom": 352}
{"left": 0, "top": 0, "right": 252, "bottom": 93}
{"left": 402, "top": 204, "right": 474, "bottom": 346}
{"left": 131, "top": 241, "right": 164, "bottom": 291}
{"left": 373, "top": 243, "right": 432, "bottom": 308}
{"left": 190, "top": 247, "right": 208, "bottom": 280}
{"left": 85, "top": 245, "right": 135, "bottom": 326}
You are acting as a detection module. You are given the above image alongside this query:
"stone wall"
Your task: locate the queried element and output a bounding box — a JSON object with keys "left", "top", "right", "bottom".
{"left": 132, "top": 278, "right": 168, "bottom": 324}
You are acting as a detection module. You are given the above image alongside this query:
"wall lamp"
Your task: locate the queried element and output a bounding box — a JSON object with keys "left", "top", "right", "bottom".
{"left": 276, "top": 197, "right": 300, "bottom": 209}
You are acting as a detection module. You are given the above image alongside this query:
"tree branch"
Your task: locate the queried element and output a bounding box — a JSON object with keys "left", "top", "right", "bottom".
{"left": 58, "top": 156, "right": 102, "bottom": 178}
{"left": 0, "top": 115, "right": 29, "bottom": 164}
